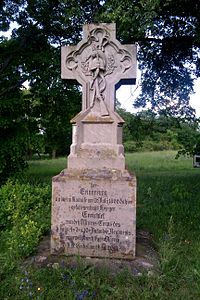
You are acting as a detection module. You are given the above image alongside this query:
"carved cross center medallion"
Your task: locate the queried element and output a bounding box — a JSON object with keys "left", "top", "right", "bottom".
{"left": 61, "top": 24, "right": 137, "bottom": 114}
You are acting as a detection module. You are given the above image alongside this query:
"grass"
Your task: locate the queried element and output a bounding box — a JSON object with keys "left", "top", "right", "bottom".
{"left": 24, "top": 157, "right": 67, "bottom": 184}
{"left": 26, "top": 151, "right": 198, "bottom": 179}
{"left": 1, "top": 150, "right": 200, "bottom": 299}
{"left": 126, "top": 151, "right": 196, "bottom": 173}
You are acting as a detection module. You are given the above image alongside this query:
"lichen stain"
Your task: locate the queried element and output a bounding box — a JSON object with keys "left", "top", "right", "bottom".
{"left": 108, "top": 244, "right": 119, "bottom": 254}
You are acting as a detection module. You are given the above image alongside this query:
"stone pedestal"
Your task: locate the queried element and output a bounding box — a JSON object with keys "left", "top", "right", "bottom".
{"left": 51, "top": 23, "right": 137, "bottom": 259}
{"left": 68, "top": 108, "right": 125, "bottom": 170}
{"left": 51, "top": 168, "right": 136, "bottom": 259}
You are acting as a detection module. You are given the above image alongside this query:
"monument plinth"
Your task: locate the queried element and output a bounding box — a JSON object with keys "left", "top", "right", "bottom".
{"left": 51, "top": 23, "right": 137, "bottom": 259}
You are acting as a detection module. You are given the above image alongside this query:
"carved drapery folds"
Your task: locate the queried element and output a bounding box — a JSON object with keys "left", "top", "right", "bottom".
{"left": 65, "top": 25, "right": 133, "bottom": 116}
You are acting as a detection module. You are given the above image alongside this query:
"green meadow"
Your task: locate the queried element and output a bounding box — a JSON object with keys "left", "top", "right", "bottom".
{"left": 1, "top": 151, "right": 200, "bottom": 299}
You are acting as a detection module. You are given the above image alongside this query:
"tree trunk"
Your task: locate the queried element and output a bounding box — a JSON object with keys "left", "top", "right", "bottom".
{"left": 52, "top": 149, "right": 56, "bottom": 159}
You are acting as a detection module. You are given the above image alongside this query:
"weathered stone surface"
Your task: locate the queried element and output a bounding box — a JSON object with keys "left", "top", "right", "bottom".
{"left": 61, "top": 23, "right": 137, "bottom": 112}
{"left": 25, "top": 230, "right": 159, "bottom": 275}
{"left": 68, "top": 110, "right": 125, "bottom": 170}
{"left": 61, "top": 23, "right": 137, "bottom": 171}
{"left": 51, "top": 168, "right": 136, "bottom": 259}
{"left": 51, "top": 23, "right": 137, "bottom": 259}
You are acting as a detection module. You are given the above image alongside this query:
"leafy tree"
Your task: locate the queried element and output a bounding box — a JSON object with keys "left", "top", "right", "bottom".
{"left": 176, "top": 121, "right": 200, "bottom": 156}
{"left": 117, "top": 107, "right": 178, "bottom": 142}
{"left": 0, "top": 0, "right": 101, "bottom": 180}
{"left": 117, "top": 107, "right": 200, "bottom": 154}
{"left": 0, "top": 84, "right": 32, "bottom": 184}
{"left": 100, "top": 0, "right": 200, "bottom": 118}
{"left": 29, "top": 74, "right": 81, "bottom": 158}
{"left": 1, "top": 0, "right": 200, "bottom": 181}
{"left": 2, "top": 0, "right": 199, "bottom": 118}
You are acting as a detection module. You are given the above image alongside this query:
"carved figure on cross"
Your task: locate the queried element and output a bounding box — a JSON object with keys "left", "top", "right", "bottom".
{"left": 61, "top": 23, "right": 137, "bottom": 115}
{"left": 88, "top": 48, "right": 108, "bottom": 115}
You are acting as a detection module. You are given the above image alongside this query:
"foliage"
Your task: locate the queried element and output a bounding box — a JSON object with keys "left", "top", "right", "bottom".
{"left": 29, "top": 74, "right": 81, "bottom": 158}
{"left": 100, "top": 0, "right": 200, "bottom": 118}
{"left": 1, "top": 153, "right": 200, "bottom": 299}
{"left": 0, "top": 88, "right": 30, "bottom": 184}
{"left": 0, "top": 180, "right": 51, "bottom": 275}
{"left": 124, "top": 138, "right": 179, "bottom": 152}
{"left": 1, "top": 0, "right": 200, "bottom": 179}
{"left": 0, "top": 0, "right": 91, "bottom": 179}
{"left": 176, "top": 121, "right": 200, "bottom": 156}
{"left": 118, "top": 108, "right": 199, "bottom": 154}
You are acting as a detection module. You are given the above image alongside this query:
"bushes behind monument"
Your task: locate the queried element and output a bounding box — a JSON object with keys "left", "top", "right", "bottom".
{"left": 124, "top": 139, "right": 180, "bottom": 152}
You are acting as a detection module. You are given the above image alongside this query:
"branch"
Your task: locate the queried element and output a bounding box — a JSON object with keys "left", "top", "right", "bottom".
{"left": 125, "top": 37, "right": 163, "bottom": 44}
{"left": 0, "top": 22, "right": 40, "bottom": 75}
{"left": 0, "top": 78, "right": 27, "bottom": 97}
{"left": 0, "top": 37, "right": 28, "bottom": 75}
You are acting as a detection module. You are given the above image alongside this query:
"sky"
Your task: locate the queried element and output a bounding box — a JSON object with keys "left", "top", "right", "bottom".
{"left": 117, "top": 77, "right": 200, "bottom": 117}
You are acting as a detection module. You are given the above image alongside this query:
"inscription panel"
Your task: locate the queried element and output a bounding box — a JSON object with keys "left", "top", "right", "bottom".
{"left": 83, "top": 124, "right": 113, "bottom": 144}
{"left": 51, "top": 172, "right": 136, "bottom": 259}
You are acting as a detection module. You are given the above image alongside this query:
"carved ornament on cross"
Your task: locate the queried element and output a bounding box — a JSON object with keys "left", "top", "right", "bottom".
{"left": 61, "top": 23, "right": 136, "bottom": 115}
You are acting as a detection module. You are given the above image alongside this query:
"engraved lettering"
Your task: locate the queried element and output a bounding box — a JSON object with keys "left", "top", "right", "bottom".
{"left": 80, "top": 188, "right": 107, "bottom": 197}
{"left": 82, "top": 211, "right": 105, "bottom": 219}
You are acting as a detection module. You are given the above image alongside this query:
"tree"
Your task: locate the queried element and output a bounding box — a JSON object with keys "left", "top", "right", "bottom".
{"left": 117, "top": 107, "right": 200, "bottom": 153}
{"left": 0, "top": 0, "right": 101, "bottom": 181}
{"left": 117, "top": 107, "right": 156, "bottom": 142}
{"left": 176, "top": 121, "right": 200, "bottom": 156}
{"left": 1, "top": 0, "right": 200, "bottom": 182}
{"left": 0, "top": 35, "right": 35, "bottom": 183}
{"left": 2, "top": 0, "right": 199, "bottom": 118}
{"left": 29, "top": 69, "right": 81, "bottom": 158}
{"left": 100, "top": 0, "right": 200, "bottom": 118}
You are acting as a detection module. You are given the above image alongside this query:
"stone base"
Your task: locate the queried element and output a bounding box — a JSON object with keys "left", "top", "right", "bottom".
{"left": 25, "top": 230, "right": 159, "bottom": 276}
{"left": 51, "top": 168, "right": 136, "bottom": 259}
{"left": 68, "top": 151, "right": 125, "bottom": 170}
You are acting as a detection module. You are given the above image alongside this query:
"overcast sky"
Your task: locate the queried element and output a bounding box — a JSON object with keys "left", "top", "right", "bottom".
{"left": 117, "top": 78, "right": 200, "bottom": 117}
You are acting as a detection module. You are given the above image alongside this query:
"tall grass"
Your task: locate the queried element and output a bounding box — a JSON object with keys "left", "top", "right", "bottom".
{"left": 24, "top": 157, "right": 67, "bottom": 184}
{"left": 126, "top": 150, "right": 195, "bottom": 173}
{"left": 1, "top": 151, "right": 200, "bottom": 299}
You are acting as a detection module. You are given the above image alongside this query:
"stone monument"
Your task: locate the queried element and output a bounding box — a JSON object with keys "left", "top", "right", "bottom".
{"left": 51, "top": 23, "right": 137, "bottom": 259}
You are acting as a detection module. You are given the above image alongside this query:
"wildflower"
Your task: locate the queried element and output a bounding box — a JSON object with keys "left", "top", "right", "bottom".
{"left": 184, "top": 239, "right": 191, "bottom": 244}
{"left": 61, "top": 273, "right": 69, "bottom": 281}
{"left": 70, "top": 280, "right": 75, "bottom": 287}
{"left": 76, "top": 290, "right": 89, "bottom": 300}
{"left": 92, "top": 291, "right": 97, "bottom": 298}
{"left": 37, "top": 287, "right": 41, "bottom": 292}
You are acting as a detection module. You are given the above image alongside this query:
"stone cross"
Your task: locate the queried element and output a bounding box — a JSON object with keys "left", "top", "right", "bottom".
{"left": 61, "top": 23, "right": 137, "bottom": 115}
{"left": 51, "top": 24, "right": 137, "bottom": 260}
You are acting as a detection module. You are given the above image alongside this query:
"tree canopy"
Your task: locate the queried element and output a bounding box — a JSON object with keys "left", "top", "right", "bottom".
{"left": 0, "top": 0, "right": 200, "bottom": 181}
{"left": 1, "top": 0, "right": 200, "bottom": 114}
{"left": 101, "top": 0, "right": 200, "bottom": 118}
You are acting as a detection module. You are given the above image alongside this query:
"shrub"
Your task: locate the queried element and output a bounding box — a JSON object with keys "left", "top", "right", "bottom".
{"left": 124, "top": 141, "right": 142, "bottom": 152}
{"left": 0, "top": 180, "right": 51, "bottom": 260}
{"left": 124, "top": 139, "right": 180, "bottom": 152}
